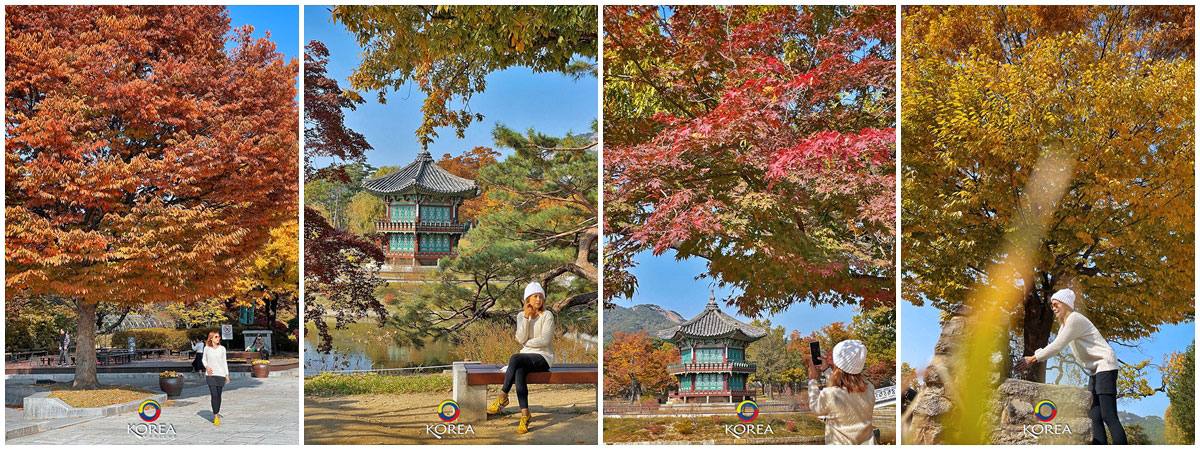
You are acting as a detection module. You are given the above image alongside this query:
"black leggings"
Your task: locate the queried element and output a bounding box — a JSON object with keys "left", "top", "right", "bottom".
{"left": 207, "top": 376, "right": 226, "bottom": 415}
{"left": 1090, "top": 370, "right": 1126, "bottom": 444}
{"left": 501, "top": 353, "right": 549, "bottom": 410}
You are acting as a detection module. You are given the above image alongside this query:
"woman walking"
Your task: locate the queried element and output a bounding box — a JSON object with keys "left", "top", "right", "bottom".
{"left": 202, "top": 331, "right": 230, "bottom": 426}
{"left": 807, "top": 340, "right": 876, "bottom": 444}
{"left": 190, "top": 339, "right": 205, "bottom": 372}
{"left": 487, "top": 282, "right": 555, "bottom": 434}
{"left": 1016, "top": 289, "right": 1125, "bottom": 444}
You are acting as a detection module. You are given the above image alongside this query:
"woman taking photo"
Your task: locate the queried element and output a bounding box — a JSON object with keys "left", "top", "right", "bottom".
{"left": 202, "top": 331, "right": 230, "bottom": 426}
{"left": 807, "top": 339, "right": 876, "bottom": 444}
{"left": 1015, "top": 289, "right": 1125, "bottom": 444}
{"left": 487, "top": 282, "right": 555, "bottom": 434}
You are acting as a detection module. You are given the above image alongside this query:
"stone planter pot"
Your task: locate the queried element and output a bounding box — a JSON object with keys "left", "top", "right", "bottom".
{"left": 251, "top": 363, "right": 270, "bottom": 378}
{"left": 159, "top": 377, "right": 184, "bottom": 398}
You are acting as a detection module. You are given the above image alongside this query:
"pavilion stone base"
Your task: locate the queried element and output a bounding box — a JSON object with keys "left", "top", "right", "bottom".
{"left": 657, "top": 402, "right": 746, "bottom": 414}
{"left": 665, "top": 395, "right": 755, "bottom": 405}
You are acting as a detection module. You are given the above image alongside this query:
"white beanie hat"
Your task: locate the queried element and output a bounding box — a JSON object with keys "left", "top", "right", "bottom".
{"left": 1051, "top": 289, "right": 1075, "bottom": 310}
{"left": 832, "top": 340, "right": 867, "bottom": 375}
{"left": 523, "top": 282, "right": 545, "bottom": 301}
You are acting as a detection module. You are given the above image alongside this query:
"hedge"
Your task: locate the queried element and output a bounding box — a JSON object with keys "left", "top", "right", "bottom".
{"left": 110, "top": 328, "right": 190, "bottom": 350}
{"left": 185, "top": 326, "right": 298, "bottom": 352}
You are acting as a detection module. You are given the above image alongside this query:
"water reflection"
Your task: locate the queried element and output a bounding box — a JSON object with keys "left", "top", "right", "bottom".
{"left": 303, "top": 321, "right": 460, "bottom": 373}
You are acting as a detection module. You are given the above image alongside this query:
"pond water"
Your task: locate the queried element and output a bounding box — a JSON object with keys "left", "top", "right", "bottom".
{"left": 303, "top": 321, "right": 460, "bottom": 373}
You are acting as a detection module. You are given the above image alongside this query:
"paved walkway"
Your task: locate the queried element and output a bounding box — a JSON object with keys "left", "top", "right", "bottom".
{"left": 6, "top": 371, "right": 299, "bottom": 444}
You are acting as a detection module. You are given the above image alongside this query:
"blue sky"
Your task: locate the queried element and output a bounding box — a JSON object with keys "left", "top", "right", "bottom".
{"left": 901, "top": 300, "right": 1194, "bottom": 418}
{"left": 303, "top": 5, "right": 599, "bottom": 168}
{"left": 614, "top": 249, "right": 860, "bottom": 338}
{"left": 228, "top": 6, "right": 299, "bottom": 61}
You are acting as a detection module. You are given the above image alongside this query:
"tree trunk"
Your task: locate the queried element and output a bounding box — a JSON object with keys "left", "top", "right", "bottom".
{"left": 1021, "top": 290, "right": 1053, "bottom": 382}
{"left": 73, "top": 299, "right": 100, "bottom": 389}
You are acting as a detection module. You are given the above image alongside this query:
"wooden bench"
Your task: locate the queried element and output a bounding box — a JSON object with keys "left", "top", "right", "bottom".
{"left": 451, "top": 361, "right": 597, "bottom": 424}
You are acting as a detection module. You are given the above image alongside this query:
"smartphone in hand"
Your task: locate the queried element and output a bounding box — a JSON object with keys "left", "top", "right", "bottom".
{"left": 809, "top": 341, "right": 822, "bottom": 365}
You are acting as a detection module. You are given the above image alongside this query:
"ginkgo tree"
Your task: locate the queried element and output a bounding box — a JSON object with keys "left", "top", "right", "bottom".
{"left": 5, "top": 6, "right": 298, "bottom": 387}
{"left": 902, "top": 6, "right": 1194, "bottom": 381}
{"left": 604, "top": 6, "right": 896, "bottom": 317}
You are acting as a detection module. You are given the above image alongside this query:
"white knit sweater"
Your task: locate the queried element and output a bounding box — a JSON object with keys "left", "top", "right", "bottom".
{"left": 808, "top": 379, "right": 876, "bottom": 444}
{"left": 515, "top": 310, "right": 555, "bottom": 367}
{"left": 1034, "top": 311, "right": 1118, "bottom": 375}
{"left": 202, "top": 345, "right": 229, "bottom": 377}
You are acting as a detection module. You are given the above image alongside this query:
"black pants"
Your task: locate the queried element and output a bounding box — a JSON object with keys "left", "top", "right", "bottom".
{"left": 207, "top": 376, "right": 226, "bottom": 415}
{"left": 1089, "top": 369, "right": 1126, "bottom": 445}
{"left": 501, "top": 353, "right": 549, "bottom": 410}
{"left": 191, "top": 352, "right": 205, "bottom": 372}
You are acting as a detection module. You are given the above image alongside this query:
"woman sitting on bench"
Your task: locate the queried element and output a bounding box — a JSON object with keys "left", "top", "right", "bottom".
{"left": 487, "top": 282, "right": 555, "bottom": 434}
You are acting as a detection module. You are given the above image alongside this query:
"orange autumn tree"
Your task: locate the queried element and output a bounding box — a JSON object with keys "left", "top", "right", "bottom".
{"left": 437, "top": 145, "right": 500, "bottom": 222}
{"left": 603, "top": 331, "right": 678, "bottom": 401}
{"left": 5, "top": 6, "right": 298, "bottom": 388}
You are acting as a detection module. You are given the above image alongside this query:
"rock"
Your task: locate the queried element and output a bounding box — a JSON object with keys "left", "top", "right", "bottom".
{"left": 988, "top": 379, "right": 1091, "bottom": 445}
{"left": 903, "top": 307, "right": 1091, "bottom": 445}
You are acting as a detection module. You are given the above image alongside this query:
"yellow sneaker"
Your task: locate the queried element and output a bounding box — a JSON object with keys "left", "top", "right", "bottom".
{"left": 214, "top": 414, "right": 220, "bottom": 426}
{"left": 517, "top": 415, "right": 529, "bottom": 434}
{"left": 487, "top": 396, "right": 509, "bottom": 415}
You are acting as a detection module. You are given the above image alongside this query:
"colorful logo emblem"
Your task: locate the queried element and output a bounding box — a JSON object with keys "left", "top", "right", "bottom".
{"left": 437, "top": 400, "right": 460, "bottom": 422}
{"left": 138, "top": 399, "right": 162, "bottom": 422}
{"left": 736, "top": 400, "right": 759, "bottom": 423}
{"left": 1035, "top": 400, "right": 1057, "bottom": 422}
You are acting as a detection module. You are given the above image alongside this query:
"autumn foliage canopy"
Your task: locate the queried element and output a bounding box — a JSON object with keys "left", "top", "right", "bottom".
{"left": 6, "top": 6, "right": 298, "bottom": 308}
{"left": 902, "top": 6, "right": 1194, "bottom": 365}
{"left": 604, "top": 6, "right": 896, "bottom": 316}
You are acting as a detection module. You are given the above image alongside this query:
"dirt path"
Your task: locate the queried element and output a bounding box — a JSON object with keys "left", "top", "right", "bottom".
{"left": 304, "top": 386, "right": 597, "bottom": 444}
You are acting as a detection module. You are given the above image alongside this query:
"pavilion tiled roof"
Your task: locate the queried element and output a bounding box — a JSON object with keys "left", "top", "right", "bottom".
{"left": 362, "top": 148, "right": 479, "bottom": 197}
{"left": 657, "top": 296, "right": 767, "bottom": 342}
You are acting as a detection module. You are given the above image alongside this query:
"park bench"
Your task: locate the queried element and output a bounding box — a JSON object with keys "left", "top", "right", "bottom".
{"left": 96, "top": 350, "right": 135, "bottom": 366}
{"left": 451, "top": 361, "right": 597, "bottom": 424}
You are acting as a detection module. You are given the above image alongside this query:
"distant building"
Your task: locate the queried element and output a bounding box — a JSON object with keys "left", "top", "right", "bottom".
{"left": 657, "top": 296, "right": 766, "bottom": 403}
{"left": 362, "top": 146, "right": 479, "bottom": 267}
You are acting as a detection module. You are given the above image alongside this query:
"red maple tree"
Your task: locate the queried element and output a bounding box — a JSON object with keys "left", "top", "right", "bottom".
{"left": 604, "top": 6, "right": 896, "bottom": 316}
{"left": 5, "top": 6, "right": 298, "bottom": 387}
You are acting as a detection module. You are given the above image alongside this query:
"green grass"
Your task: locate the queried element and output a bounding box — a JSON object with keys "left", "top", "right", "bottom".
{"left": 304, "top": 372, "right": 452, "bottom": 396}
{"left": 603, "top": 414, "right": 825, "bottom": 443}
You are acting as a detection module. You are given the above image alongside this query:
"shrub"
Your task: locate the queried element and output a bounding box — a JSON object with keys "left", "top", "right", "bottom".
{"left": 641, "top": 397, "right": 660, "bottom": 409}
{"left": 304, "top": 373, "right": 452, "bottom": 396}
{"left": 185, "top": 326, "right": 298, "bottom": 353}
{"left": 673, "top": 421, "right": 694, "bottom": 435}
{"left": 646, "top": 424, "right": 664, "bottom": 435}
{"left": 456, "top": 318, "right": 599, "bottom": 364}
{"left": 111, "top": 328, "right": 190, "bottom": 350}
{"left": 785, "top": 420, "right": 798, "bottom": 432}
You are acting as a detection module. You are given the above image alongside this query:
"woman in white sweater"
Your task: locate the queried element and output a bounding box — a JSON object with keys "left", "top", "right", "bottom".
{"left": 487, "top": 282, "right": 555, "bottom": 434}
{"left": 1015, "top": 289, "right": 1124, "bottom": 444}
{"left": 201, "top": 331, "right": 230, "bottom": 426}
{"left": 807, "top": 340, "right": 876, "bottom": 444}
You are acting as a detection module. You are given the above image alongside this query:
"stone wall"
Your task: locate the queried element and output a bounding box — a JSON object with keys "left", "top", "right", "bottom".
{"left": 988, "top": 379, "right": 1090, "bottom": 444}
{"left": 902, "top": 305, "right": 1091, "bottom": 444}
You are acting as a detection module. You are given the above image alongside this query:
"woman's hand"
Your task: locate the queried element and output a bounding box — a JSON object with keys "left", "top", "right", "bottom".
{"left": 206, "top": 367, "right": 213, "bottom": 375}
{"left": 523, "top": 303, "right": 538, "bottom": 319}
{"left": 226, "top": 376, "right": 230, "bottom": 384}
{"left": 1014, "top": 355, "right": 1037, "bottom": 373}
{"left": 806, "top": 353, "right": 823, "bottom": 380}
